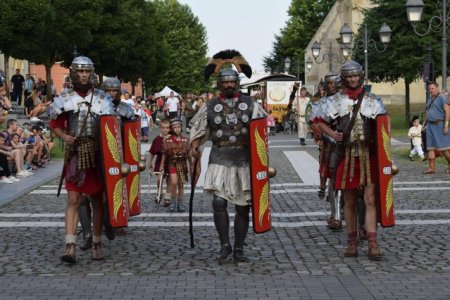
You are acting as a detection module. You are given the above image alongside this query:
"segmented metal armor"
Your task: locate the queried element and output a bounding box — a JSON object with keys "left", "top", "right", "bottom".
{"left": 206, "top": 95, "right": 254, "bottom": 167}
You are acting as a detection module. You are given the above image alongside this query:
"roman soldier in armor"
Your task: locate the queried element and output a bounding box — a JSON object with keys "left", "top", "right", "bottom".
{"left": 309, "top": 71, "right": 344, "bottom": 231}
{"left": 316, "top": 61, "right": 386, "bottom": 260}
{"left": 189, "top": 50, "right": 267, "bottom": 263}
{"left": 160, "top": 118, "right": 190, "bottom": 213}
{"left": 50, "top": 56, "right": 115, "bottom": 263}
{"left": 102, "top": 77, "right": 136, "bottom": 121}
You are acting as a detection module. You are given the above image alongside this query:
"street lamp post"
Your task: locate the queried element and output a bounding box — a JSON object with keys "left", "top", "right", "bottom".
{"left": 284, "top": 57, "right": 291, "bottom": 74}
{"left": 72, "top": 45, "right": 79, "bottom": 59}
{"left": 405, "top": 0, "right": 449, "bottom": 90}
{"left": 340, "top": 22, "right": 392, "bottom": 85}
{"left": 305, "top": 57, "right": 313, "bottom": 74}
{"left": 311, "top": 41, "right": 347, "bottom": 71}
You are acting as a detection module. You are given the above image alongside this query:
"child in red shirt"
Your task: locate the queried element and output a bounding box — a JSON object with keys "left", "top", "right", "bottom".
{"left": 148, "top": 119, "right": 171, "bottom": 205}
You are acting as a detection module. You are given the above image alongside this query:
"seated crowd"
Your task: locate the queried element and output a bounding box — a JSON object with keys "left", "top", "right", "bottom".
{"left": 0, "top": 118, "right": 53, "bottom": 183}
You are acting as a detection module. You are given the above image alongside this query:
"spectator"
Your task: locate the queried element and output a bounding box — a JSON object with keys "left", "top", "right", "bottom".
{"left": 137, "top": 101, "right": 151, "bottom": 143}
{"left": 37, "top": 79, "right": 47, "bottom": 99}
{"left": 10, "top": 69, "right": 25, "bottom": 106}
{"left": 36, "top": 126, "right": 52, "bottom": 164}
{"left": 24, "top": 74, "right": 34, "bottom": 101}
{"left": 423, "top": 82, "right": 450, "bottom": 174}
{"left": 182, "top": 93, "right": 196, "bottom": 133}
{"left": 0, "top": 82, "right": 12, "bottom": 125}
{"left": 165, "top": 91, "right": 180, "bottom": 119}
{"left": 16, "top": 126, "right": 37, "bottom": 171}
{"left": 292, "top": 87, "right": 310, "bottom": 145}
{"left": 0, "top": 133, "right": 21, "bottom": 183}
{"left": 0, "top": 119, "right": 33, "bottom": 177}
{"left": 408, "top": 116, "right": 426, "bottom": 161}
{"left": 122, "top": 91, "right": 134, "bottom": 106}
{"left": 25, "top": 88, "right": 40, "bottom": 121}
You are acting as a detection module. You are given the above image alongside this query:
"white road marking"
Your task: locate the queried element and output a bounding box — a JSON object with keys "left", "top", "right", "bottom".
{"left": 1, "top": 209, "right": 449, "bottom": 219}
{"left": 284, "top": 151, "right": 320, "bottom": 185}
{"left": 0, "top": 219, "right": 449, "bottom": 228}
{"left": 39, "top": 180, "right": 450, "bottom": 189}
{"left": 29, "top": 185, "right": 450, "bottom": 195}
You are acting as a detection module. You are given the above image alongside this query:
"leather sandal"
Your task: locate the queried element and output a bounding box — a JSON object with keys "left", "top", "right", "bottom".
{"left": 344, "top": 242, "right": 358, "bottom": 257}
{"left": 91, "top": 242, "right": 105, "bottom": 260}
{"left": 61, "top": 243, "right": 77, "bottom": 264}
{"left": 423, "top": 169, "right": 436, "bottom": 174}
{"left": 327, "top": 217, "right": 342, "bottom": 231}
{"left": 368, "top": 244, "right": 383, "bottom": 261}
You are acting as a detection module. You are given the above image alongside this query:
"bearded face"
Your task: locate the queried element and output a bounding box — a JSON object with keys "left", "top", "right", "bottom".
{"left": 220, "top": 80, "right": 237, "bottom": 98}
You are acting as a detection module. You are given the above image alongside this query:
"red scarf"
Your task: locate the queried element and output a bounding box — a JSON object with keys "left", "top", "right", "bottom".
{"left": 345, "top": 87, "right": 363, "bottom": 100}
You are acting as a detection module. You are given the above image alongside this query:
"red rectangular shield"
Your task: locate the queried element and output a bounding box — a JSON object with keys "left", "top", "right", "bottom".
{"left": 123, "top": 120, "right": 141, "bottom": 216}
{"left": 99, "top": 115, "right": 128, "bottom": 227}
{"left": 249, "top": 117, "right": 272, "bottom": 233}
{"left": 375, "top": 114, "right": 395, "bottom": 227}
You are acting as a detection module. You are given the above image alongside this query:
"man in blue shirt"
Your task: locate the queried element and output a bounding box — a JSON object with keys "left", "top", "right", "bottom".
{"left": 423, "top": 82, "right": 450, "bottom": 174}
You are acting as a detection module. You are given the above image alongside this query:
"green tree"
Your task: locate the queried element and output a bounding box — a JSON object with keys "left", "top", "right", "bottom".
{"left": 264, "top": 0, "right": 335, "bottom": 80}
{"left": 71, "top": 0, "right": 168, "bottom": 94}
{"left": 0, "top": 0, "right": 103, "bottom": 98}
{"left": 353, "top": 0, "right": 441, "bottom": 127}
{"left": 153, "top": 0, "right": 209, "bottom": 94}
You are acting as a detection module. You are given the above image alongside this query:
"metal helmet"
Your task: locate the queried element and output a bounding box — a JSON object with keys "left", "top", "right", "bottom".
{"left": 102, "top": 77, "right": 121, "bottom": 91}
{"left": 217, "top": 68, "right": 240, "bottom": 94}
{"left": 70, "top": 56, "right": 94, "bottom": 88}
{"left": 341, "top": 60, "right": 364, "bottom": 88}
{"left": 71, "top": 56, "right": 94, "bottom": 71}
{"left": 341, "top": 60, "right": 363, "bottom": 77}
{"left": 170, "top": 117, "right": 183, "bottom": 128}
{"left": 324, "top": 70, "right": 341, "bottom": 95}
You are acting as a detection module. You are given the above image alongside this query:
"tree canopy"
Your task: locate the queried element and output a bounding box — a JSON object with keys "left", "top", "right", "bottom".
{"left": 352, "top": 0, "right": 446, "bottom": 126}
{"left": 153, "top": 0, "right": 209, "bottom": 94}
{"left": 0, "top": 0, "right": 210, "bottom": 95}
{"left": 264, "top": 0, "right": 336, "bottom": 79}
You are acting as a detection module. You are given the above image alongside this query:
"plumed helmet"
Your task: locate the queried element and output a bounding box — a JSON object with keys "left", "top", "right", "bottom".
{"left": 341, "top": 60, "right": 363, "bottom": 78}
{"left": 71, "top": 56, "right": 94, "bottom": 71}
{"left": 204, "top": 50, "right": 252, "bottom": 95}
{"left": 102, "top": 77, "right": 121, "bottom": 91}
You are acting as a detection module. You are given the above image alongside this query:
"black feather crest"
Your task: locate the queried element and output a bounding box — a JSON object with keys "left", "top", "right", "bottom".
{"left": 204, "top": 49, "right": 252, "bottom": 80}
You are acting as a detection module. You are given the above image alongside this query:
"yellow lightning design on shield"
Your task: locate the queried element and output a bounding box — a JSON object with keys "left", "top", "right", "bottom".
{"left": 255, "top": 128, "right": 269, "bottom": 227}
{"left": 105, "top": 123, "right": 123, "bottom": 221}
{"left": 382, "top": 124, "right": 393, "bottom": 217}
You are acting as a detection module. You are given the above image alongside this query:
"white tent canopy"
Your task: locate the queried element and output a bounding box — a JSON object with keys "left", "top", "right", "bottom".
{"left": 156, "top": 86, "right": 179, "bottom": 97}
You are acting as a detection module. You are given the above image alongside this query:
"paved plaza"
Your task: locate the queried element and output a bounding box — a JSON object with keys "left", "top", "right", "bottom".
{"left": 0, "top": 131, "right": 449, "bottom": 299}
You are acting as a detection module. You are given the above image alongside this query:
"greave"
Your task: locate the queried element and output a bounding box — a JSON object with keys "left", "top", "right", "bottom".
{"left": 212, "top": 196, "right": 230, "bottom": 246}
{"left": 234, "top": 204, "right": 250, "bottom": 249}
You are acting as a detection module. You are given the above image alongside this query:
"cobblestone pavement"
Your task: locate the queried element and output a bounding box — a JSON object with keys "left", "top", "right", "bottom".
{"left": 0, "top": 133, "right": 449, "bottom": 299}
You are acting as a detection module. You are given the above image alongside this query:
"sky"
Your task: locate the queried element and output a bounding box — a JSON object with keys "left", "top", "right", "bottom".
{"left": 177, "top": 0, "right": 292, "bottom": 73}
